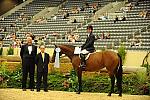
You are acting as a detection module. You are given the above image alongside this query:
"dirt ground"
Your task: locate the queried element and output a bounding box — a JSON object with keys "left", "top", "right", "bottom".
{"left": 0, "top": 89, "right": 150, "bottom": 100}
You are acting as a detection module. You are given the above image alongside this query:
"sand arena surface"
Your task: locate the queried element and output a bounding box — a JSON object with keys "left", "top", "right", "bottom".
{"left": 0, "top": 89, "right": 150, "bottom": 100}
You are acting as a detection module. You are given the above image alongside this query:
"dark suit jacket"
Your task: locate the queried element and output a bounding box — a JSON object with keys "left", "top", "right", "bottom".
{"left": 20, "top": 44, "right": 37, "bottom": 59}
{"left": 81, "top": 32, "right": 95, "bottom": 52}
{"left": 35, "top": 53, "right": 50, "bottom": 73}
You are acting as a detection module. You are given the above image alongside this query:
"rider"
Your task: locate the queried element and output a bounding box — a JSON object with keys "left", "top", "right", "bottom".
{"left": 80, "top": 25, "right": 95, "bottom": 70}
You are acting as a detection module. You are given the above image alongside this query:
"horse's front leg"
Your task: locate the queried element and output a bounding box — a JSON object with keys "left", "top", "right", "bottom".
{"left": 76, "top": 67, "right": 82, "bottom": 94}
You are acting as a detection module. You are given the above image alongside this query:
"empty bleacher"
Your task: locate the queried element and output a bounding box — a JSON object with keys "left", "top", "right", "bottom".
{"left": 1, "top": 0, "right": 150, "bottom": 51}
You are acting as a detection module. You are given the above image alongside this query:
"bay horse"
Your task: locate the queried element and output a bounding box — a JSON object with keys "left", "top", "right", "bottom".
{"left": 51, "top": 44, "right": 123, "bottom": 96}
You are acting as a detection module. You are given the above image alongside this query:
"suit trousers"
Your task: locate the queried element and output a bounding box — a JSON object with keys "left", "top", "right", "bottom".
{"left": 22, "top": 58, "right": 35, "bottom": 89}
{"left": 36, "top": 70, "right": 48, "bottom": 90}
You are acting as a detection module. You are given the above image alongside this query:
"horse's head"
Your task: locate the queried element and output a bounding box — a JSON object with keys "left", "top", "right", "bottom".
{"left": 51, "top": 44, "right": 75, "bottom": 63}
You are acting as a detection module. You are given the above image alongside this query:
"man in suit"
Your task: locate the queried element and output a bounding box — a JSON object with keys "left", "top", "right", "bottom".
{"left": 80, "top": 25, "right": 95, "bottom": 70}
{"left": 20, "top": 36, "right": 37, "bottom": 91}
{"left": 35, "top": 45, "right": 50, "bottom": 92}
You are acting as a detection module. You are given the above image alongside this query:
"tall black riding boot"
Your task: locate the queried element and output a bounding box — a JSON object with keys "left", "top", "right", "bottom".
{"left": 80, "top": 54, "right": 86, "bottom": 70}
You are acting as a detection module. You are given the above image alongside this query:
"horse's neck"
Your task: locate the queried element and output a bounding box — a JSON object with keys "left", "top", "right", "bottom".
{"left": 62, "top": 47, "right": 74, "bottom": 60}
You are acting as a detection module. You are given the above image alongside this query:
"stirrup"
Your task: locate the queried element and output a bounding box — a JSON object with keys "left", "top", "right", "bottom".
{"left": 80, "top": 64, "right": 86, "bottom": 71}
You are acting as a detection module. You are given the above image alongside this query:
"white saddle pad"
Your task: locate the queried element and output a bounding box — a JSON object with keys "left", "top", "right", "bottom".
{"left": 74, "top": 47, "right": 81, "bottom": 54}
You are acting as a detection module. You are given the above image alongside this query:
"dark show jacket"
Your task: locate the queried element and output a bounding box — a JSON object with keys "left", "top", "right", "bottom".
{"left": 35, "top": 52, "right": 50, "bottom": 73}
{"left": 81, "top": 32, "right": 95, "bottom": 52}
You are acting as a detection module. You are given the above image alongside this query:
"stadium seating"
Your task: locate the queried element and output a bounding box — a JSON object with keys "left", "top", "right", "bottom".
{"left": 1, "top": 0, "right": 150, "bottom": 51}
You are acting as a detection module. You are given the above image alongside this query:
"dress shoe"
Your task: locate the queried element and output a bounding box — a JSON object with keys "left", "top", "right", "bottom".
{"left": 44, "top": 89, "right": 48, "bottom": 92}
{"left": 22, "top": 88, "right": 26, "bottom": 91}
{"left": 30, "top": 89, "right": 34, "bottom": 91}
{"left": 37, "top": 89, "right": 40, "bottom": 92}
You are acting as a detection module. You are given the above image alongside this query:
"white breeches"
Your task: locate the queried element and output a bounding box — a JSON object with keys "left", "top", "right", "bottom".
{"left": 81, "top": 49, "right": 89, "bottom": 54}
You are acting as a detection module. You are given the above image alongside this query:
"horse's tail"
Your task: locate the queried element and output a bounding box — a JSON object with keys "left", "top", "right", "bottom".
{"left": 117, "top": 53, "right": 123, "bottom": 80}
{"left": 116, "top": 53, "right": 123, "bottom": 95}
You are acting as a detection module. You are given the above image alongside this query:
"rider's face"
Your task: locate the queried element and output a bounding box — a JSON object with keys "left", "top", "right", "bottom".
{"left": 87, "top": 28, "right": 92, "bottom": 33}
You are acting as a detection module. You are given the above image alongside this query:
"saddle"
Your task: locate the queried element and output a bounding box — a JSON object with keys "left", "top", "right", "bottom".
{"left": 74, "top": 47, "right": 96, "bottom": 70}
{"left": 74, "top": 47, "right": 95, "bottom": 60}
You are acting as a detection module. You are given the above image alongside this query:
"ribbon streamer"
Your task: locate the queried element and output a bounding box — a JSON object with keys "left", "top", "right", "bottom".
{"left": 54, "top": 47, "right": 61, "bottom": 68}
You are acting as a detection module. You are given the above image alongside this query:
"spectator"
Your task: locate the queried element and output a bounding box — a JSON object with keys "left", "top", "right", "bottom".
{"left": 130, "top": 38, "right": 142, "bottom": 47}
{"left": 120, "top": 6, "right": 132, "bottom": 13}
{"left": 122, "top": 16, "right": 126, "bottom": 21}
{"left": 52, "top": 32, "right": 60, "bottom": 39}
{"left": 85, "top": 2, "right": 89, "bottom": 8}
{"left": 95, "top": 34, "right": 100, "bottom": 40}
{"left": 68, "top": 34, "right": 75, "bottom": 43}
{"left": 0, "top": 16, "right": 4, "bottom": 21}
{"left": 92, "top": 3, "right": 98, "bottom": 15}
{"left": 77, "top": 6, "right": 81, "bottom": 12}
{"left": 98, "top": 13, "right": 108, "bottom": 20}
{"left": 63, "top": 12, "right": 67, "bottom": 19}
{"left": 72, "top": 18, "right": 77, "bottom": 23}
{"left": 12, "top": 39, "right": 21, "bottom": 48}
{"left": 105, "top": 33, "right": 110, "bottom": 39}
{"left": 0, "top": 27, "right": 3, "bottom": 32}
{"left": 73, "top": 34, "right": 80, "bottom": 42}
{"left": 0, "top": 34, "right": 4, "bottom": 41}
{"left": 71, "top": 7, "right": 79, "bottom": 14}
{"left": 3, "top": 27, "right": 7, "bottom": 32}
{"left": 139, "top": 10, "right": 148, "bottom": 18}
{"left": 35, "top": 17, "right": 46, "bottom": 23}
{"left": 26, "top": 32, "right": 35, "bottom": 40}
{"left": 135, "top": 1, "right": 139, "bottom": 6}
{"left": 114, "top": 16, "right": 119, "bottom": 23}
{"left": 101, "top": 32, "right": 105, "bottom": 39}
{"left": 80, "top": 6, "right": 85, "bottom": 11}
{"left": 10, "top": 23, "right": 16, "bottom": 27}
{"left": 53, "top": 15, "right": 57, "bottom": 20}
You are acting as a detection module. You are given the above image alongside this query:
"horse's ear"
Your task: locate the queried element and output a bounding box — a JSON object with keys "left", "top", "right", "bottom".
{"left": 54, "top": 44, "right": 57, "bottom": 48}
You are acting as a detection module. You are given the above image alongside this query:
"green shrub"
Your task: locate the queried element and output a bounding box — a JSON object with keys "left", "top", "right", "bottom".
{"left": 7, "top": 47, "right": 14, "bottom": 55}
{"left": 0, "top": 62, "right": 9, "bottom": 80}
{"left": 0, "top": 62, "right": 10, "bottom": 88}
{"left": 47, "top": 72, "right": 66, "bottom": 91}
{"left": 118, "top": 44, "right": 126, "bottom": 63}
{"left": 142, "top": 64, "right": 150, "bottom": 76}
{"left": 0, "top": 66, "right": 149, "bottom": 95}
{"left": 7, "top": 64, "right": 22, "bottom": 88}
{"left": 67, "top": 70, "right": 78, "bottom": 92}
{"left": 0, "top": 48, "right": 3, "bottom": 55}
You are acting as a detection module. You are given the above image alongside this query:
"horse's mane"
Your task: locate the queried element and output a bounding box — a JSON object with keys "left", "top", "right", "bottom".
{"left": 61, "top": 44, "right": 75, "bottom": 50}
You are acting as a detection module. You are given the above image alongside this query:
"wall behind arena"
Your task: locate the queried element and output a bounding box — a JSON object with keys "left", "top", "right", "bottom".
{"left": 0, "top": 0, "right": 23, "bottom": 16}
{"left": 1, "top": 47, "right": 148, "bottom": 67}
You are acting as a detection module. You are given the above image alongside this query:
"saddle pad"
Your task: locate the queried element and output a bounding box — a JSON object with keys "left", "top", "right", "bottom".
{"left": 74, "top": 47, "right": 81, "bottom": 54}
{"left": 79, "top": 52, "right": 96, "bottom": 60}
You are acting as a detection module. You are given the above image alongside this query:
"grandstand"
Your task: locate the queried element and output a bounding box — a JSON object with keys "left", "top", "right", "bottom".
{"left": 0, "top": 0, "right": 150, "bottom": 67}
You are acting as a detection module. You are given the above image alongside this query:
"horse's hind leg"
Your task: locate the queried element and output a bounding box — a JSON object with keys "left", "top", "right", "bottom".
{"left": 76, "top": 67, "right": 82, "bottom": 94}
{"left": 115, "top": 71, "right": 122, "bottom": 96}
{"left": 107, "top": 74, "right": 115, "bottom": 96}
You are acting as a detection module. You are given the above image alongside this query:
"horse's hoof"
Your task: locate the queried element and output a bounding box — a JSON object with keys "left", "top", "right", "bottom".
{"left": 76, "top": 92, "right": 80, "bottom": 94}
{"left": 118, "top": 94, "right": 122, "bottom": 97}
{"left": 107, "top": 93, "right": 111, "bottom": 96}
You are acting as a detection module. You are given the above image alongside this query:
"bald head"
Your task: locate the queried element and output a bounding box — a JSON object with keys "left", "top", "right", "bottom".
{"left": 27, "top": 36, "right": 32, "bottom": 45}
